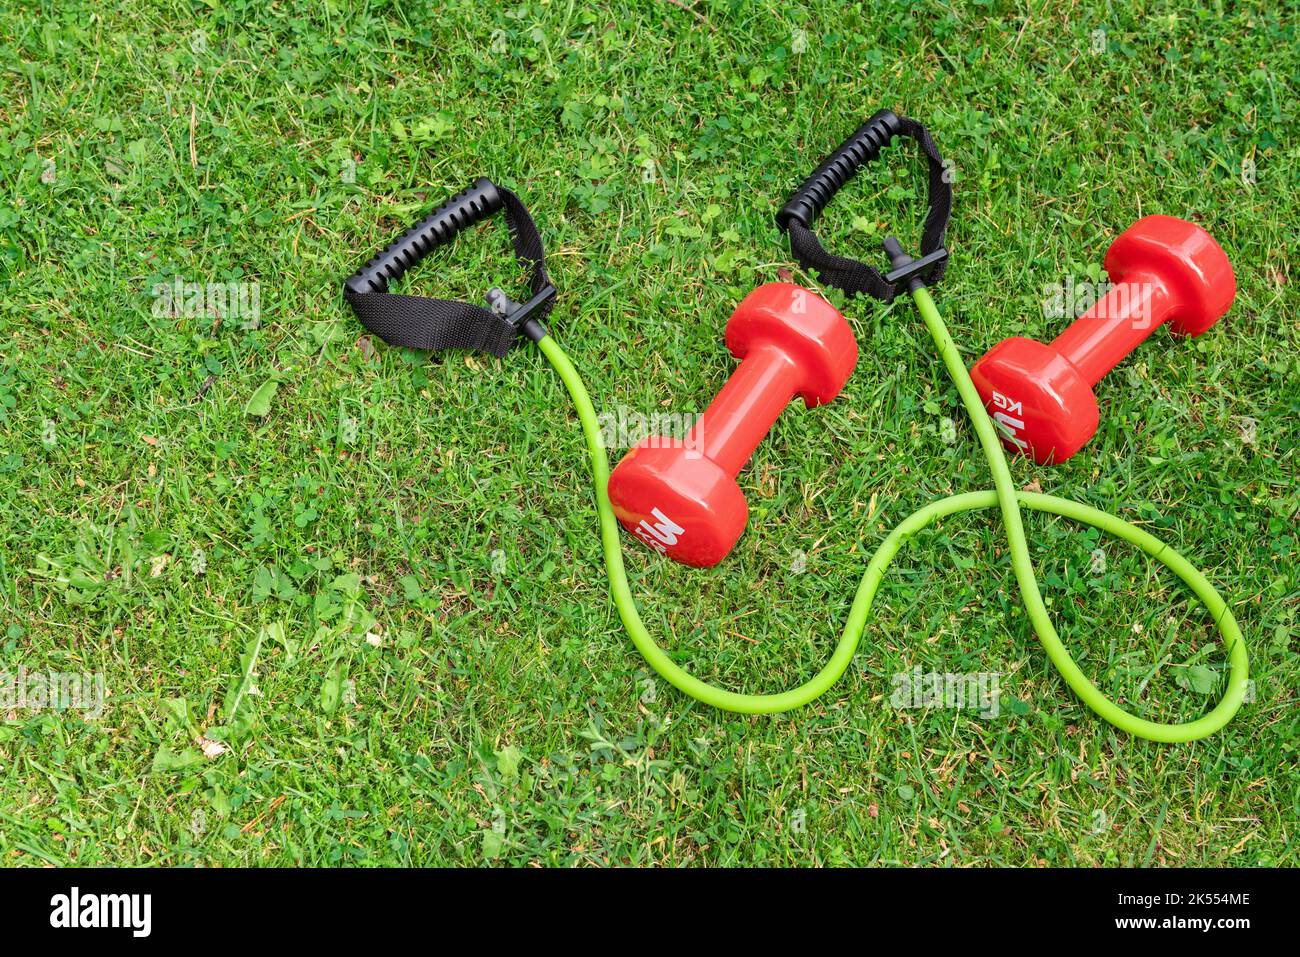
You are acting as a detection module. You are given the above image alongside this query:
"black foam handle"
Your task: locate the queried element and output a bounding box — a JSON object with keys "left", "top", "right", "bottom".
{"left": 345, "top": 177, "right": 503, "bottom": 297}
{"left": 776, "top": 110, "right": 904, "bottom": 230}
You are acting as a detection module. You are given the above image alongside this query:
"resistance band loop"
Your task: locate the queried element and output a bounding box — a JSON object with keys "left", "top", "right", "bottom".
{"left": 537, "top": 284, "right": 1248, "bottom": 743}
{"left": 344, "top": 178, "right": 554, "bottom": 358}
{"left": 778, "top": 110, "right": 952, "bottom": 302}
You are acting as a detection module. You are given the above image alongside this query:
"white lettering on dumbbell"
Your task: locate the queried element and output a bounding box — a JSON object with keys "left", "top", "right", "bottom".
{"left": 636, "top": 507, "right": 685, "bottom": 552}
{"left": 633, "top": 526, "right": 666, "bottom": 554}
{"left": 990, "top": 391, "right": 1029, "bottom": 450}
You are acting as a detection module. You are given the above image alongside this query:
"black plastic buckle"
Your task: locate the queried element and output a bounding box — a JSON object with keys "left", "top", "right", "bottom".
{"left": 883, "top": 237, "right": 948, "bottom": 293}
{"left": 486, "top": 283, "right": 556, "bottom": 343}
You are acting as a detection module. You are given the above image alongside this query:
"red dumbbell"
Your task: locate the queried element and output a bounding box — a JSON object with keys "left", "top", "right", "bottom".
{"left": 608, "top": 283, "right": 857, "bottom": 567}
{"left": 969, "top": 215, "right": 1235, "bottom": 464}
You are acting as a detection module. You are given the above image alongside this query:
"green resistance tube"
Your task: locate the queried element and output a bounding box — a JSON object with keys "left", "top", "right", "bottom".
{"left": 536, "top": 285, "right": 1249, "bottom": 742}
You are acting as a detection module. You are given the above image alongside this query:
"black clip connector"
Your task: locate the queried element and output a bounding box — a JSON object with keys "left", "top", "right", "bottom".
{"left": 882, "top": 236, "right": 948, "bottom": 294}
{"left": 486, "top": 283, "right": 556, "bottom": 344}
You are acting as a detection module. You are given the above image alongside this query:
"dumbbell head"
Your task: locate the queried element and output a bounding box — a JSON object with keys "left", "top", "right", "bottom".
{"left": 607, "top": 439, "right": 749, "bottom": 568}
{"left": 725, "top": 283, "right": 858, "bottom": 406}
{"left": 971, "top": 215, "right": 1235, "bottom": 464}
{"left": 1104, "top": 214, "right": 1235, "bottom": 336}
{"left": 608, "top": 283, "right": 856, "bottom": 567}
{"left": 969, "top": 336, "right": 1099, "bottom": 464}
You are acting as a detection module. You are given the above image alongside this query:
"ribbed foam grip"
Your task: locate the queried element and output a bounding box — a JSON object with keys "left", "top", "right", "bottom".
{"left": 775, "top": 110, "right": 904, "bottom": 230}
{"left": 345, "top": 178, "right": 503, "bottom": 296}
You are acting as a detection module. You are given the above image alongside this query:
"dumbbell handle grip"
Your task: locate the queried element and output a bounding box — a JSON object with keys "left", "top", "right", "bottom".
{"left": 690, "top": 345, "right": 801, "bottom": 476}
{"left": 1050, "top": 272, "right": 1174, "bottom": 386}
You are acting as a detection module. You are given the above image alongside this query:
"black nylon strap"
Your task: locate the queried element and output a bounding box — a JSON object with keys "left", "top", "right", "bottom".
{"left": 784, "top": 116, "right": 952, "bottom": 302}
{"left": 344, "top": 186, "right": 554, "bottom": 358}
{"left": 343, "top": 292, "right": 520, "bottom": 356}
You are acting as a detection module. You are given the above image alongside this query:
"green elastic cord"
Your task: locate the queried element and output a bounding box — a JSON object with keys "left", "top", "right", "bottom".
{"left": 536, "top": 285, "right": 1248, "bottom": 742}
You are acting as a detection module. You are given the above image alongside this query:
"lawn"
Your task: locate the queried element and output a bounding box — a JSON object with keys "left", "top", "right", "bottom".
{"left": 0, "top": 0, "right": 1295, "bottom": 866}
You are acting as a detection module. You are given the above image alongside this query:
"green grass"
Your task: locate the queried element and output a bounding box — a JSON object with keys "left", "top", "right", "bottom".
{"left": 0, "top": 0, "right": 1296, "bottom": 866}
